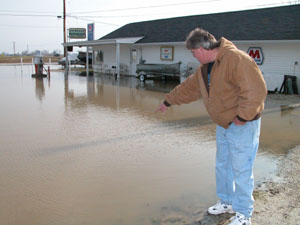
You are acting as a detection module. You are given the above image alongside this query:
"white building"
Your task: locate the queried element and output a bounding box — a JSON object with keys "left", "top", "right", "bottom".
{"left": 64, "top": 4, "right": 300, "bottom": 93}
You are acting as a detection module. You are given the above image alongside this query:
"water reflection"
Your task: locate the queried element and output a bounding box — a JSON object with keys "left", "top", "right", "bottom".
{"left": 35, "top": 78, "right": 45, "bottom": 101}
{"left": 62, "top": 74, "right": 184, "bottom": 114}
{"left": 260, "top": 107, "right": 300, "bottom": 154}
{"left": 59, "top": 73, "right": 300, "bottom": 155}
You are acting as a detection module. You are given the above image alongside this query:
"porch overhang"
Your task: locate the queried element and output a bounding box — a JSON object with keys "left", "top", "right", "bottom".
{"left": 62, "top": 36, "right": 144, "bottom": 47}
{"left": 62, "top": 37, "right": 144, "bottom": 78}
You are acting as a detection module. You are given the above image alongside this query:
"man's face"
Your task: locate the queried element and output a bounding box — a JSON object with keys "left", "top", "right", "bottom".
{"left": 191, "top": 47, "right": 210, "bottom": 64}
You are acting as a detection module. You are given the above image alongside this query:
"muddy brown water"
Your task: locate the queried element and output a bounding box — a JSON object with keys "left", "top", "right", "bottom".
{"left": 0, "top": 65, "right": 299, "bottom": 225}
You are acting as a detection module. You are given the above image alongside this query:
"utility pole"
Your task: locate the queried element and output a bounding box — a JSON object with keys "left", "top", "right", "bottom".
{"left": 63, "top": 0, "right": 69, "bottom": 71}
{"left": 63, "top": 0, "right": 66, "bottom": 57}
{"left": 13, "top": 42, "right": 16, "bottom": 55}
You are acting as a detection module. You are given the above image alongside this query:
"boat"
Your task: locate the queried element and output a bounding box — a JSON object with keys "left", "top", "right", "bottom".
{"left": 136, "top": 61, "right": 181, "bottom": 81}
{"left": 136, "top": 62, "right": 181, "bottom": 74}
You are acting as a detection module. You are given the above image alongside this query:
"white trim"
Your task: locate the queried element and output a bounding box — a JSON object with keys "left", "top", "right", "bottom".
{"left": 116, "top": 37, "right": 144, "bottom": 44}
{"left": 63, "top": 38, "right": 300, "bottom": 47}
{"left": 63, "top": 39, "right": 116, "bottom": 47}
{"left": 232, "top": 40, "right": 300, "bottom": 44}
{"left": 133, "top": 40, "right": 300, "bottom": 46}
{"left": 62, "top": 36, "right": 144, "bottom": 47}
{"left": 134, "top": 42, "right": 185, "bottom": 46}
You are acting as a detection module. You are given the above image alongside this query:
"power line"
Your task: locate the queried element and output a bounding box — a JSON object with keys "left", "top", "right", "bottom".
{"left": 0, "top": 15, "right": 119, "bottom": 28}
{"left": 69, "top": 0, "right": 222, "bottom": 14}
{"left": 67, "top": 1, "right": 293, "bottom": 24}
{"left": 0, "top": 24, "right": 60, "bottom": 29}
{"left": 68, "top": 13, "right": 166, "bottom": 19}
{"left": 0, "top": 13, "right": 120, "bottom": 26}
{"left": 66, "top": 1, "right": 294, "bottom": 19}
{"left": 0, "top": 0, "right": 220, "bottom": 18}
{"left": 0, "top": 1, "right": 294, "bottom": 26}
{"left": 0, "top": 13, "right": 58, "bottom": 18}
{"left": 0, "top": 1, "right": 293, "bottom": 19}
{"left": 1, "top": 0, "right": 294, "bottom": 17}
{"left": 68, "top": 15, "right": 120, "bottom": 26}
{"left": 0, "top": 9, "right": 61, "bottom": 14}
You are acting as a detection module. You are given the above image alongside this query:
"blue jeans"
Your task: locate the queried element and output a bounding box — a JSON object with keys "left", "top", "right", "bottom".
{"left": 215, "top": 118, "right": 261, "bottom": 218}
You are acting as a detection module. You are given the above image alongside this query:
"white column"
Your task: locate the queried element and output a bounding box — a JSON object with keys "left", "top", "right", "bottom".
{"left": 116, "top": 43, "right": 120, "bottom": 78}
{"left": 92, "top": 48, "right": 94, "bottom": 70}
{"left": 86, "top": 46, "right": 89, "bottom": 76}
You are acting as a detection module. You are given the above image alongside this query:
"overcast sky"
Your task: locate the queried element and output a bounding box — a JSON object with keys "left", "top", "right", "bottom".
{"left": 0, "top": 0, "right": 293, "bottom": 54}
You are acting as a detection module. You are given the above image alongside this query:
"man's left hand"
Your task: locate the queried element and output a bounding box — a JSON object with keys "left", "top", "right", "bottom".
{"left": 233, "top": 116, "right": 246, "bottom": 126}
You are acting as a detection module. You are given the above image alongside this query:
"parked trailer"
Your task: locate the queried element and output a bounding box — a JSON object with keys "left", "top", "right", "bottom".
{"left": 136, "top": 62, "right": 181, "bottom": 82}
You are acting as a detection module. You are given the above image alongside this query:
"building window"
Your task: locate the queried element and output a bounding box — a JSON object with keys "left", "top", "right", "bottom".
{"left": 131, "top": 49, "right": 137, "bottom": 62}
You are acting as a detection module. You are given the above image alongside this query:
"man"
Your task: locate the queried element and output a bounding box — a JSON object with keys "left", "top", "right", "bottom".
{"left": 156, "top": 28, "right": 267, "bottom": 225}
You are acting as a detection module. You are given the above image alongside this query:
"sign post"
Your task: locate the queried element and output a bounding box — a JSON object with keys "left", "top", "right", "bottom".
{"left": 86, "top": 23, "right": 95, "bottom": 76}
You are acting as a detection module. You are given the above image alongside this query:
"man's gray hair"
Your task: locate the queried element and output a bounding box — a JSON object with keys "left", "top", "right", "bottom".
{"left": 185, "top": 28, "right": 220, "bottom": 50}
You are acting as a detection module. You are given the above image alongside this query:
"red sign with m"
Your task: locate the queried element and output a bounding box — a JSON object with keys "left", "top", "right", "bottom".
{"left": 247, "top": 47, "right": 264, "bottom": 65}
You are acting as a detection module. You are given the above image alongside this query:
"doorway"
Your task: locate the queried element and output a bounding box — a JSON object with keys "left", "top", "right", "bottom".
{"left": 130, "top": 48, "right": 137, "bottom": 75}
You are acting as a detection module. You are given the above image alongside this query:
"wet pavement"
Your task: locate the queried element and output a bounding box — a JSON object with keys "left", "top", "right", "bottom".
{"left": 0, "top": 65, "right": 299, "bottom": 225}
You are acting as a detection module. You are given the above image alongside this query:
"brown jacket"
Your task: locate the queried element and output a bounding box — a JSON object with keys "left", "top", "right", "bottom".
{"left": 165, "top": 38, "right": 267, "bottom": 129}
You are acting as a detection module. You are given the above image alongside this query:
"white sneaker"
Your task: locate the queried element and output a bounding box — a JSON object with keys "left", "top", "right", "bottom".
{"left": 228, "top": 212, "right": 251, "bottom": 225}
{"left": 207, "top": 200, "right": 235, "bottom": 215}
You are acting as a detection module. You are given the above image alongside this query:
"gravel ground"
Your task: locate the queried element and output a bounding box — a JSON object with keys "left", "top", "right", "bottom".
{"left": 252, "top": 146, "right": 300, "bottom": 225}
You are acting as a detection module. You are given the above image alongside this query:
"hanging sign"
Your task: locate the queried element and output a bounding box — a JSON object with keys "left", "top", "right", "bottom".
{"left": 69, "top": 28, "right": 86, "bottom": 39}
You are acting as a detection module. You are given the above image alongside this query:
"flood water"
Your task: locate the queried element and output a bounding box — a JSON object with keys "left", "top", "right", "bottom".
{"left": 0, "top": 65, "right": 299, "bottom": 225}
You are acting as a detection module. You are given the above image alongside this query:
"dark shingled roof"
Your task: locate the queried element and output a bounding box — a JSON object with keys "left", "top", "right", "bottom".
{"left": 100, "top": 4, "right": 300, "bottom": 43}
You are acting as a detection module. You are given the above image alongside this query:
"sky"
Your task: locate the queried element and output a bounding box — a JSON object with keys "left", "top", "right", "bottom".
{"left": 0, "top": 0, "right": 296, "bottom": 54}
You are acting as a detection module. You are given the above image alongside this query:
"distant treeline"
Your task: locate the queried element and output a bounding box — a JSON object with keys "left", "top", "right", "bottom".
{"left": 1, "top": 50, "right": 61, "bottom": 57}
{"left": 0, "top": 55, "right": 61, "bottom": 64}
